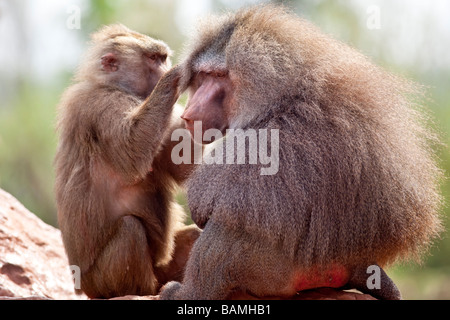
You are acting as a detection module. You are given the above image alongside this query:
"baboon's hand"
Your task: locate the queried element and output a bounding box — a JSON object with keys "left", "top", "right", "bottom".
{"left": 159, "top": 281, "right": 182, "bottom": 300}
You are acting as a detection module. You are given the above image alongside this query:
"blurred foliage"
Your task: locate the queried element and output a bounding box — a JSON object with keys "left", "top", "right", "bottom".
{"left": 0, "top": 0, "right": 449, "bottom": 299}
{"left": 82, "top": 0, "right": 185, "bottom": 61}
{"left": 0, "top": 81, "right": 60, "bottom": 225}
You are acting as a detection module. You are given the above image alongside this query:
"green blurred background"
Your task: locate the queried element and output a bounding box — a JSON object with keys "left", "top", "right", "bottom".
{"left": 0, "top": 0, "right": 449, "bottom": 299}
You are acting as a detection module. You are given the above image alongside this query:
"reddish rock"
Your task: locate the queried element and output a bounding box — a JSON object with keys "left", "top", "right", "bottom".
{"left": 0, "top": 188, "right": 85, "bottom": 300}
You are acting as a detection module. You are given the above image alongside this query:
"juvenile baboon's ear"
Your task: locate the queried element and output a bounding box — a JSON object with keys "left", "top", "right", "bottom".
{"left": 101, "top": 53, "right": 119, "bottom": 72}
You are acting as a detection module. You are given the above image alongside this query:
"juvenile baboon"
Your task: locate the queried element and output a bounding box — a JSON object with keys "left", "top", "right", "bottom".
{"left": 54, "top": 24, "right": 200, "bottom": 299}
{"left": 160, "top": 5, "right": 443, "bottom": 300}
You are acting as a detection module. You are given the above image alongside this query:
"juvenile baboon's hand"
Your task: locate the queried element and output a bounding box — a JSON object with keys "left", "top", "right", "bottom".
{"left": 152, "top": 65, "right": 182, "bottom": 105}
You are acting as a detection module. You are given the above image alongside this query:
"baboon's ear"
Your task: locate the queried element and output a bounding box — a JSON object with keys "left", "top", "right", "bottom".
{"left": 101, "top": 53, "right": 119, "bottom": 72}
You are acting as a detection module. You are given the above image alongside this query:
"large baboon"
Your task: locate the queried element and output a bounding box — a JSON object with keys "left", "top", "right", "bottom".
{"left": 160, "top": 5, "right": 443, "bottom": 300}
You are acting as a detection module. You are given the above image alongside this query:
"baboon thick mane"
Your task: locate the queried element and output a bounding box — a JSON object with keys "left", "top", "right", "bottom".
{"left": 186, "top": 5, "right": 443, "bottom": 267}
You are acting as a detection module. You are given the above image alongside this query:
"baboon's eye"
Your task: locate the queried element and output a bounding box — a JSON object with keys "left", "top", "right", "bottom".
{"left": 215, "top": 70, "right": 228, "bottom": 78}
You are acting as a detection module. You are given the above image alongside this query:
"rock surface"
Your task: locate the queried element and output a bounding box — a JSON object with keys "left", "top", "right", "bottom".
{"left": 110, "top": 288, "right": 376, "bottom": 300}
{"left": 0, "top": 188, "right": 375, "bottom": 300}
{"left": 0, "top": 188, "right": 85, "bottom": 300}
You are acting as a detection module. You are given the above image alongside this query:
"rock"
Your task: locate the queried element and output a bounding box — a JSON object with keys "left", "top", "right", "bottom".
{"left": 0, "top": 188, "right": 85, "bottom": 300}
{"left": 106, "top": 288, "right": 376, "bottom": 300}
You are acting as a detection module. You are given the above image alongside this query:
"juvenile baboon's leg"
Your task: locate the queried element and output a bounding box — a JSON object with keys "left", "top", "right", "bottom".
{"left": 81, "top": 216, "right": 157, "bottom": 299}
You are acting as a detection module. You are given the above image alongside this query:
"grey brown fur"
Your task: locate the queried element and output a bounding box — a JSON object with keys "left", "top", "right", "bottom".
{"left": 161, "top": 5, "right": 443, "bottom": 299}
{"left": 54, "top": 24, "right": 200, "bottom": 299}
